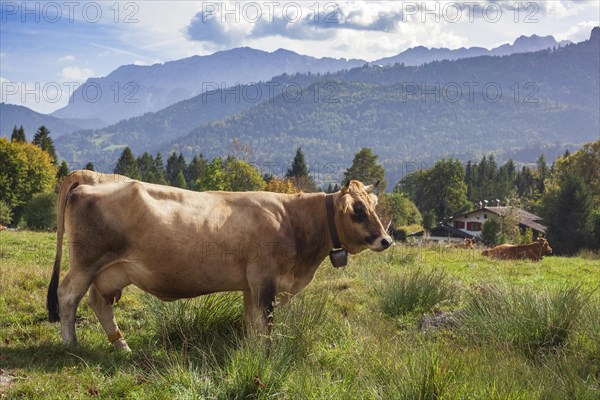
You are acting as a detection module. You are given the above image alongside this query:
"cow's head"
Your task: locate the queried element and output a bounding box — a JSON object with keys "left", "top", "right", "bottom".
{"left": 538, "top": 237, "right": 552, "bottom": 255}
{"left": 334, "top": 180, "right": 393, "bottom": 254}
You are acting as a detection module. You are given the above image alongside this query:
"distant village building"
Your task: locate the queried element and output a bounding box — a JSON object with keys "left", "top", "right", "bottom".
{"left": 409, "top": 206, "right": 547, "bottom": 243}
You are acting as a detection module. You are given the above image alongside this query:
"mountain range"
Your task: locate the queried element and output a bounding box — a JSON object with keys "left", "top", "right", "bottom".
{"left": 373, "top": 34, "right": 571, "bottom": 66}
{"left": 0, "top": 103, "right": 79, "bottom": 139}
{"left": 51, "top": 28, "right": 599, "bottom": 186}
{"left": 0, "top": 32, "right": 570, "bottom": 129}
{"left": 1, "top": 29, "right": 597, "bottom": 187}
{"left": 50, "top": 48, "right": 366, "bottom": 126}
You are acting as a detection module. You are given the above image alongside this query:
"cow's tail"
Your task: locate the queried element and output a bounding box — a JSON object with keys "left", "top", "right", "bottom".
{"left": 47, "top": 176, "right": 80, "bottom": 322}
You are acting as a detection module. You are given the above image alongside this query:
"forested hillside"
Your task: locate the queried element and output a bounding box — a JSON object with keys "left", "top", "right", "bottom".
{"left": 55, "top": 28, "right": 599, "bottom": 183}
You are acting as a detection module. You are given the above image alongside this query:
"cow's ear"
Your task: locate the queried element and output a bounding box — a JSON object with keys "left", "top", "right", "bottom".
{"left": 365, "top": 180, "right": 380, "bottom": 193}
{"left": 338, "top": 193, "right": 353, "bottom": 212}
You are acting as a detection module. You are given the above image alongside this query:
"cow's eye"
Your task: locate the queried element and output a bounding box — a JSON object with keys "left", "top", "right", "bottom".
{"left": 353, "top": 202, "right": 366, "bottom": 215}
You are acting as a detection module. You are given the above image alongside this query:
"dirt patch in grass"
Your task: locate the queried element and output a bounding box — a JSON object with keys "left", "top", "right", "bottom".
{"left": 0, "top": 368, "right": 17, "bottom": 394}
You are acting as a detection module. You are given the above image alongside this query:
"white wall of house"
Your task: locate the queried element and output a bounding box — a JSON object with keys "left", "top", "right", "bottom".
{"left": 451, "top": 209, "right": 499, "bottom": 237}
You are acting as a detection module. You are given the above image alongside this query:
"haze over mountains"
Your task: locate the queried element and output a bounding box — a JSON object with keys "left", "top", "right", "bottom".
{"left": 0, "top": 31, "right": 573, "bottom": 132}
{"left": 51, "top": 48, "right": 367, "bottom": 126}
{"left": 1, "top": 29, "right": 598, "bottom": 186}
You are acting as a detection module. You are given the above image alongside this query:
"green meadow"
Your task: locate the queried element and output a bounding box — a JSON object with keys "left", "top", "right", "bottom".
{"left": 1, "top": 231, "right": 599, "bottom": 399}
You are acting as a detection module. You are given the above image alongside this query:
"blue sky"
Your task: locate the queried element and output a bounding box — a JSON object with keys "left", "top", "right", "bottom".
{"left": 1, "top": 1, "right": 598, "bottom": 113}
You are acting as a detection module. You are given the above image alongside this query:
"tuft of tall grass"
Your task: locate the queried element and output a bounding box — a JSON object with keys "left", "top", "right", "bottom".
{"left": 146, "top": 292, "right": 243, "bottom": 351}
{"left": 376, "top": 267, "right": 455, "bottom": 317}
{"left": 459, "top": 283, "right": 594, "bottom": 354}
{"left": 537, "top": 351, "right": 600, "bottom": 400}
{"left": 576, "top": 248, "right": 600, "bottom": 260}
{"left": 220, "top": 294, "right": 332, "bottom": 399}
{"left": 369, "top": 345, "right": 457, "bottom": 400}
{"left": 270, "top": 292, "right": 332, "bottom": 360}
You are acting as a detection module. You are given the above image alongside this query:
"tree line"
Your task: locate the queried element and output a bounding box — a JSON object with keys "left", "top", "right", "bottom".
{"left": 396, "top": 140, "right": 600, "bottom": 255}
{"left": 2, "top": 124, "right": 598, "bottom": 256}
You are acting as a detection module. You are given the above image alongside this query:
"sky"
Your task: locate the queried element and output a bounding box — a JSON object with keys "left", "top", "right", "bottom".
{"left": 1, "top": 0, "right": 598, "bottom": 114}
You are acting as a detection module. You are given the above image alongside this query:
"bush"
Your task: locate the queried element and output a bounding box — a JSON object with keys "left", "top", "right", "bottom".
{"left": 23, "top": 192, "right": 57, "bottom": 230}
{"left": 481, "top": 219, "right": 501, "bottom": 246}
{"left": 376, "top": 268, "right": 454, "bottom": 316}
{"left": 0, "top": 200, "right": 12, "bottom": 226}
{"left": 459, "top": 284, "right": 592, "bottom": 354}
{"left": 521, "top": 227, "right": 533, "bottom": 244}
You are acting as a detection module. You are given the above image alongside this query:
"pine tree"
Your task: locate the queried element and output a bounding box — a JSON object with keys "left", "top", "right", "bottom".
{"left": 464, "top": 160, "right": 475, "bottom": 202}
{"left": 286, "top": 147, "right": 316, "bottom": 192}
{"left": 185, "top": 155, "right": 208, "bottom": 189}
{"left": 85, "top": 162, "right": 95, "bottom": 171}
{"left": 31, "top": 126, "right": 57, "bottom": 164}
{"left": 343, "top": 147, "right": 386, "bottom": 190}
{"left": 174, "top": 170, "right": 187, "bottom": 189}
{"left": 137, "top": 152, "right": 157, "bottom": 183}
{"left": 286, "top": 147, "right": 309, "bottom": 178}
{"left": 542, "top": 171, "right": 594, "bottom": 255}
{"left": 114, "top": 147, "right": 140, "bottom": 180}
{"left": 153, "top": 153, "right": 167, "bottom": 184}
{"left": 166, "top": 152, "right": 186, "bottom": 186}
{"left": 10, "top": 125, "right": 26, "bottom": 143}
{"left": 57, "top": 160, "right": 70, "bottom": 181}
{"left": 536, "top": 154, "right": 549, "bottom": 194}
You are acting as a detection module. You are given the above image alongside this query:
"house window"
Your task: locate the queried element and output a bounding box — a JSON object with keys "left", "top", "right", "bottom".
{"left": 484, "top": 214, "right": 488, "bottom": 219}
{"left": 467, "top": 222, "right": 482, "bottom": 231}
{"left": 454, "top": 221, "right": 465, "bottom": 229}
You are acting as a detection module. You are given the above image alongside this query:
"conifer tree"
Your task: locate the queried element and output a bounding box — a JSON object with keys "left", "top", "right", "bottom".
{"left": 10, "top": 125, "right": 26, "bottom": 143}
{"left": 114, "top": 147, "right": 140, "bottom": 180}
{"left": 344, "top": 147, "right": 386, "bottom": 190}
{"left": 32, "top": 126, "right": 57, "bottom": 164}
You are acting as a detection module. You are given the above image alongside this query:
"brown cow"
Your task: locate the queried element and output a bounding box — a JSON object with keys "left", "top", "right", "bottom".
{"left": 482, "top": 238, "right": 552, "bottom": 261}
{"left": 47, "top": 171, "right": 393, "bottom": 351}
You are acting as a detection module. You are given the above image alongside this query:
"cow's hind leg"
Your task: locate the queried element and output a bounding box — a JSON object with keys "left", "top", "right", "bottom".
{"left": 57, "top": 269, "right": 94, "bottom": 346}
{"left": 88, "top": 264, "right": 132, "bottom": 351}
{"left": 86, "top": 284, "right": 131, "bottom": 352}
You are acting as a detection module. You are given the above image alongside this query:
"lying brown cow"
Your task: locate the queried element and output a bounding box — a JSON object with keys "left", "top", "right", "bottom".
{"left": 482, "top": 238, "right": 552, "bottom": 261}
{"left": 47, "top": 170, "right": 393, "bottom": 351}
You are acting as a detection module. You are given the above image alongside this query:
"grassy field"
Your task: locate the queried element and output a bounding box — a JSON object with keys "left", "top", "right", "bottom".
{"left": 1, "top": 231, "right": 599, "bottom": 399}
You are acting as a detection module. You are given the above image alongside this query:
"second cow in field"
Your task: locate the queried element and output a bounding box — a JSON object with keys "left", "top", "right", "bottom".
{"left": 482, "top": 238, "right": 552, "bottom": 261}
{"left": 47, "top": 171, "right": 393, "bottom": 352}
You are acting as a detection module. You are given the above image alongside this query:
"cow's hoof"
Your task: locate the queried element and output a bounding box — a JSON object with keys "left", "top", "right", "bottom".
{"left": 113, "top": 338, "right": 132, "bottom": 353}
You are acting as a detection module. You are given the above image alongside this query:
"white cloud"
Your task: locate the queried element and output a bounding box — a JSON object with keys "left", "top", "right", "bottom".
{"left": 556, "top": 21, "right": 599, "bottom": 42}
{"left": 60, "top": 66, "right": 94, "bottom": 82}
{"left": 58, "top": 55, "right": 75, "bottom": 62}
{"left": 538, "top": 0, "right": 598, "bottom": 18}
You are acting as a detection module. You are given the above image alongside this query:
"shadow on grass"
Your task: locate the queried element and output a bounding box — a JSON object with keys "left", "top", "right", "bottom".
{"left": 0, "top": 341, "right": 132, "bottom": 373}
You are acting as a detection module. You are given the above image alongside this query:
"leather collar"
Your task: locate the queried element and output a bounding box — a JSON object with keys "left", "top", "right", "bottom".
{"left": 325, "top": 193, "right": 342, "bottom": 249}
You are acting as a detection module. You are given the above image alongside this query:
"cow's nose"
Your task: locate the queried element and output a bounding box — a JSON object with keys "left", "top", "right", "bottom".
{"left": 380, "top": 238, "right": 392, "bottom": 249}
